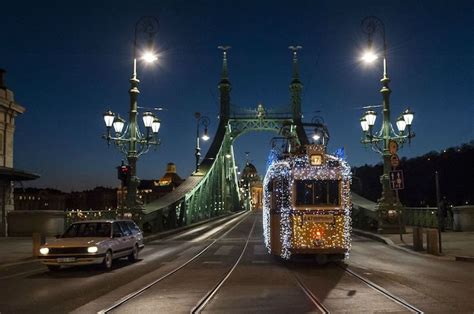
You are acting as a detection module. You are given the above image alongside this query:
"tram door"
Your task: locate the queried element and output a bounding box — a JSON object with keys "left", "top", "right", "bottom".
{"left": 269, "top": 179, "right": 282, "bottom": 255}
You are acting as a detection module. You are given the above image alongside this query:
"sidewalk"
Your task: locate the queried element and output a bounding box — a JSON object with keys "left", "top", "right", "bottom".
{"left": 0, "top": 236, "right": 47, "bottom": 266}
{"left": 354, "top": 227, "right": 474, "bottom": 262}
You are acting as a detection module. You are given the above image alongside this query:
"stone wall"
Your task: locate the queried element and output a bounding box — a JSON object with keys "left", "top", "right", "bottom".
{"left": 7, "top": 210, "right": 65, "bottom": 236}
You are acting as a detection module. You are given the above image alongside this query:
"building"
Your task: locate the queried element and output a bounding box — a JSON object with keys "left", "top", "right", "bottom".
{"left": 0, "top": 69, "right": 39, "bottom": 236}
{"left": 239, "top": 162, "right": 263, "bottom": 210}
{"left": 118, "top": 162, "right": 184, "bottom": 207}
{"left": 14, "top": 186, "right": 118, "bottom": 212}
{"left": 14, "top": 188, "right": 66, "bottom": 211}
{"left": 66, "top": 187, "right": 117, "bottom": 211}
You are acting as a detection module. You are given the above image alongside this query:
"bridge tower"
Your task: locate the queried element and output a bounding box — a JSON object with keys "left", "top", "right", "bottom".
{"left": 289, "top": 45, "right": 303, "bottom": 123}
{"left": 218, "top": 46, "right": 231, "bottom": 123}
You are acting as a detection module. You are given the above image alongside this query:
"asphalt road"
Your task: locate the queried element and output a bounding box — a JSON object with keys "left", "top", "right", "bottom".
{"left": 0, "top": 210, "right": 473, "bottom": 313}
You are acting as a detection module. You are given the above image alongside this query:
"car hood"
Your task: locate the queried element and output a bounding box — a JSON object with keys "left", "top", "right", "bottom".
{"left": 44, "top": 237, "right": 109, "bottom": 248}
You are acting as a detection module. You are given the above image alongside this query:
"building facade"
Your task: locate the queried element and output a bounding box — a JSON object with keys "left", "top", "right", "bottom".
{"left": 239, "top": 162, "right": 263, "bottom": 210}
{"left": 117, "top": 162, "right": 184, "bottom": 207}
{"left": 0, "top": 69, "right": 39, "bottom": 236}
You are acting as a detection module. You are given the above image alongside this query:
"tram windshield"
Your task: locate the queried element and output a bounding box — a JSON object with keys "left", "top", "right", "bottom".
{"left": 294, "top": 180, "right": 340, "bottom": 206}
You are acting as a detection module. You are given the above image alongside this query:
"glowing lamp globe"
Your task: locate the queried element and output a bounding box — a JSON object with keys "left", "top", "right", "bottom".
{"left": 403, "top": 108, "right": 414, "bottom": 126}
{"left": 151, "top": 117, "right": 161, "bottom": 134}
{"left": 103, "top": 110, "right": 115, "bottom": 128}
{"left": 364, "top": 110, "right": 377, "bottom": 126}
{"left": 396, "top": 116, "right": 407, "bottom": 132}
{"left": 113, "top": 116, "right": 125, "bottom": 134}
{"left": 142, "top": 112, "right": 154, "bottom": 128}
{"left": 142, "top": 51, "right": 158, "bottom": 63}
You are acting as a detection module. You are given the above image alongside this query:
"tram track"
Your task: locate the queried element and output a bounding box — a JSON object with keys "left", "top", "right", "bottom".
{"left": 191, "top": 216, "right": 257, "bottom": 313}
{"left": 97, "top": 209, "right": 423, "bottom": 314}
{"left": 97, "top": 210, "right": 252, "bottom": 314}
{"left": 339, "top": 264, "right": 424, "bottom": 313}
{"left": 292, "top": 272, "right": 331, "bottom": 313}
{"left": 289, "top": 261, "right": 424, "bottom": 313}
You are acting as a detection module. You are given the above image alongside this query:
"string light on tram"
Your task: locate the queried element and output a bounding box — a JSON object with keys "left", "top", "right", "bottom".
{"left": 263, "top": 154, "right": 352, "bottom": 259}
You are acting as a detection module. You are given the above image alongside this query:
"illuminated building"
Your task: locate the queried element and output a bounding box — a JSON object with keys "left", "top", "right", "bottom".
{"left": 239, "top": 162, "right": 263, "bottom": 210}
{"left": 0, "top": 69, "right": 39, "bottom": 236}
{"left": 118, "top": 163, "right": 183, "bottom": 207}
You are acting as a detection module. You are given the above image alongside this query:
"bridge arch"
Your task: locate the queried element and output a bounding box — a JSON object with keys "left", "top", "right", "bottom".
{"left": 140, "top": 47, "right": 308, "bottom": 232}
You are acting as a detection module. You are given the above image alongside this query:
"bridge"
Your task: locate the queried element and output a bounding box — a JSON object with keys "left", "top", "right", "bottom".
{"left": 139, "top": 47, "right": 374, "bottom": 233}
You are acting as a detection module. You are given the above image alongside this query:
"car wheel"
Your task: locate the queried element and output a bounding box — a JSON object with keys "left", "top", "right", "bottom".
{"left": 102, "top": 250, "right": 113, "bottom": 270}
{"left": 128, "top": 245, "right": 139, "bottom": 262}
{"left": 47, "top": 265, "right": 60, "bottom": 271}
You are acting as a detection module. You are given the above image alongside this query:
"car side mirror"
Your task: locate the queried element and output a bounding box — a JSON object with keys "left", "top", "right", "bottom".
{"left": 113, "top": 233, "right": 122, "bottom": 238}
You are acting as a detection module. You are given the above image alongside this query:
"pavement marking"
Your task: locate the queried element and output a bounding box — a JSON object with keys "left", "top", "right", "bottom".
{"left": 0, "top": 258, "right": 39, "bottom": 269}
{"left": 251, "top": 260, "right": 269, "bottom": 264}
{"left": 202, "top": 261, "right": 223, "bottom": 264}
{"left": 214, "top": 245, "right": 233, "bottom": 256}
{"left": 0, "top": 268, "right": 44, "bottom": 280}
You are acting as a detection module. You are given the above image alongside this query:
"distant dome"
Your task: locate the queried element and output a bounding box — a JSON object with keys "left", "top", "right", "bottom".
{"left": 166, "top": 162, "right": 177, "bottom": 174}
{"left": 241, "top": 162, "right": 258, "bottom": 178}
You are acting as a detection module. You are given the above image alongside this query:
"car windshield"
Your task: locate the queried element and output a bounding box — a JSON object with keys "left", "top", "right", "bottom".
{"left": 62, "top": 222, "right": 112, "bottom": 238}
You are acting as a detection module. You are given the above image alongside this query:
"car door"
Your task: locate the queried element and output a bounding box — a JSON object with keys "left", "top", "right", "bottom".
{"left": 126, "top": 221, "right": 144, "bottom": 248}
{"left": 117, "top": 221, "right": 134, "bottom": 256}
{"left": 111, "top": 222, "right": 128, "bottom": 257}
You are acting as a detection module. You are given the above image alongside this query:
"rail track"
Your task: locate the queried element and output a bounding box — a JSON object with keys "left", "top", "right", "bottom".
{"left": 99, "top": 210, "right": 423, "bottom": 314}
{"left": 292, "top": 272, "right": 331, "bottom": 313}
{"left": 289, "top": 262, "right": 424, "bottom": 314}
{"left": 340, "top": 265, "right": 423, "bottom": 313}
{"left": 190, "top": 217, "right": 257, "bottom": 313}
{"left": 98, "top": 210, "right": 253, "bottom": 314}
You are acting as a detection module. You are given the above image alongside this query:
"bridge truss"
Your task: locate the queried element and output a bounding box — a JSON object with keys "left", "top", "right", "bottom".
{"left": 140, "top": 47, "right": 310, "bottom": 233}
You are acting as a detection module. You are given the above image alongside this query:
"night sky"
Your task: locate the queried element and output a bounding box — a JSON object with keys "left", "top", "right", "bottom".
{"left": 1, "top": 0, "right": 472, "bottom": 191}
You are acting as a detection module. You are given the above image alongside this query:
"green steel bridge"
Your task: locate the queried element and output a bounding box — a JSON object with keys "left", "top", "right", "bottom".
{"left": 140, "top": 47, "right": 312, "bottom": 232}
{"left": 136, "top": 47, "right": 397, "bottom": 233}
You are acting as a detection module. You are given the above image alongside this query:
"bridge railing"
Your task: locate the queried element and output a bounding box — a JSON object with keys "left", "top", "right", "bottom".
{"left": 403, "top": 207, "right": 453, "bottom": 230}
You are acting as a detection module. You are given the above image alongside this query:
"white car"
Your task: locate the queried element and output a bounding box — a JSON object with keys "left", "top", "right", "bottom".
{"left": 38, "top": 220, "right": 144, "bottom": 271}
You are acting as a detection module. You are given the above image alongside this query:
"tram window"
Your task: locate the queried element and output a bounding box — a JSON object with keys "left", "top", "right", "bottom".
{"left": 295, "top": 180, "right": 340, "bottom": 206}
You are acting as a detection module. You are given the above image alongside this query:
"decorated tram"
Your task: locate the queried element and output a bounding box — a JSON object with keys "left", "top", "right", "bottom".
{"left": 263, "top": 144, "right": 352, "bottom": 261}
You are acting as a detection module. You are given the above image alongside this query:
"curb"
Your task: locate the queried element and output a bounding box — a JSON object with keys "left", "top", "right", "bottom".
{"left": 455, "top": 255, "right": 474, "bottom": 263}
{"left": 352, "top": 228, "right": 457, "bottom": 261}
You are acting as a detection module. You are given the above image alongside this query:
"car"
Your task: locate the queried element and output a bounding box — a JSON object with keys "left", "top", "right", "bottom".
{"left": 38, "top": 219, "right": 144, "bottom": 271}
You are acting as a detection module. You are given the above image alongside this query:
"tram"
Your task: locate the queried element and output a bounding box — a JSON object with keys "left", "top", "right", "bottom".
{"left": 263, "top": 144, "right": 352, "bottom": 260}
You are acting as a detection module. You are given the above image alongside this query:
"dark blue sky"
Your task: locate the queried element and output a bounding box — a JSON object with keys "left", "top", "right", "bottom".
{"left": 2, "top": 0, "right": 472, "bottom": 191}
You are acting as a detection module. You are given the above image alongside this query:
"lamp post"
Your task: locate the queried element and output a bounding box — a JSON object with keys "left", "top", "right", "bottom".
{"left": 358, "top": 16, "right": 415, "bottom": 233}
{"left": 103, "top": 16, "right": 161, "bottom": 217}
{"left": 194, "top": 112, "right": 210, "bottom": 173}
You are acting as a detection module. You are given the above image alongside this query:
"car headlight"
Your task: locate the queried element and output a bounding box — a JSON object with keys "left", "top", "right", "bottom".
{"left": 39, "top": 247, "right": 49, "bottom": 255}
{"left": 87, "top": 246, "right": 98, "bottom": 253}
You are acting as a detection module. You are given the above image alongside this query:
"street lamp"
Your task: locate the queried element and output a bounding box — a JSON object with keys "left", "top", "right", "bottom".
{"left": 102, "top": 16, "right": 161, "bottom": 216}
{"left": 311, "top": 116, "right": 329, "bottom": 146}
{"left": 358, "top": 16, "right": 415, "bottom": 233}
{"left": 194, "top": 112, "right": 211, "bottom": 173}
